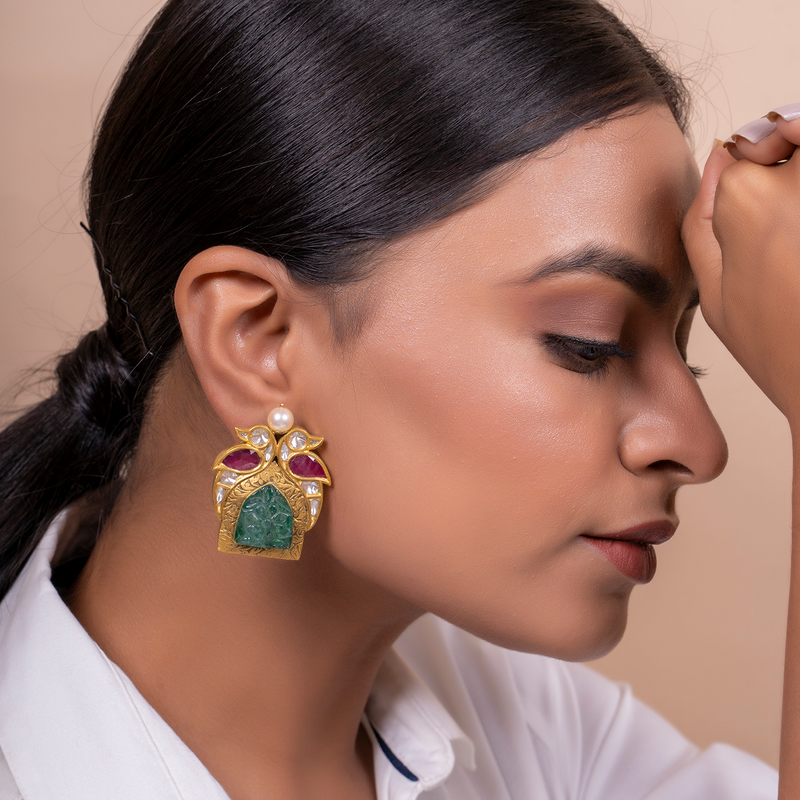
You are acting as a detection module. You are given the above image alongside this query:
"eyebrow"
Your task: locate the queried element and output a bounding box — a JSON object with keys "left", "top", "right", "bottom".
{"left": 522, "top": 244, "right": 696, "bottom": 311}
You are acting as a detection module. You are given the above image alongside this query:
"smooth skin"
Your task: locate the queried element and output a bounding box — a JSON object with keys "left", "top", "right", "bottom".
{"left": 65, "top": 103, "right": 793, "bottom": 799}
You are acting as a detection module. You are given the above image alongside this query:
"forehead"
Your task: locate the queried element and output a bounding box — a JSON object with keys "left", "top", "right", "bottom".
{"left": 375, "top": 106, "right": 698, "bottom": 299}
{"left": 499, "top": 107, "right": 697, "bottom": 264}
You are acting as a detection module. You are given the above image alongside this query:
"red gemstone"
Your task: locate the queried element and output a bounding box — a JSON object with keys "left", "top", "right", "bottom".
{"left": 223, "top": 448, "right": 261, "bottom": 471}
{"left": 288, "top": 454, "right": 325, "bottom": 479}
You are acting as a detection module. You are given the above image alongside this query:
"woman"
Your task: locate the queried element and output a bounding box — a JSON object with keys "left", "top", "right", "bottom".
{"left": 0, "top": 0, "right": 795, "bottom": 797}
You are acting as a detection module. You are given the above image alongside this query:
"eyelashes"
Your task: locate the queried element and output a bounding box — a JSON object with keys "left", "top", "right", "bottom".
{"left": 687, "top": 364, "right": 708, "bottom": 378}
{"left": 543, "top": 334, "right": 635, "bottom": 378}
{"left": 543, "top": 334, "right": 707, "bottom": 379}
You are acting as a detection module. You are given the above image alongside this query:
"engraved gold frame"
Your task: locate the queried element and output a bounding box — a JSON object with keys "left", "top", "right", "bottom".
{"left": 212, "top": 423, "right": 331, "bottom": 560}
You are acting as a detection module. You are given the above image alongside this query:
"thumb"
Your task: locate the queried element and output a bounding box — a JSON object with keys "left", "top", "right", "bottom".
{"left": 682, "top": 141, "right": 736, "bottom": 330}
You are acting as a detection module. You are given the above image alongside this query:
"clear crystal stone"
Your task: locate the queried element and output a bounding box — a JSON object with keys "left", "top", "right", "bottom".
{"left": 310, "top": 498, "right": 320, "bottom": 516}
{"left": 280, "top": 442, "right": 290, "bottom": 461}
{"left": 216, "top": 486, "right": 226, "bottom": 504}
{"left": 301, "top": 481, "right": 319, "bottom": 495}
{"left": 220, "top": 470, "right": 238, "bottom": 486}
{"left": 289, "top": 431, "right": 308, "bottom": 449}
{"left": 237, "top": 429, "right": 249, "bottom": 440}
{"left": 263, "top": 444, "right": 274, "bottom": 462}
{"left": 249, "top": 427, "right": 270, "bottom": 446}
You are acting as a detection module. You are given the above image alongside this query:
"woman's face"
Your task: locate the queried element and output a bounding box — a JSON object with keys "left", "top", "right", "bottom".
{"left": 295, "top": 105, "right": 728, "bottom": 660}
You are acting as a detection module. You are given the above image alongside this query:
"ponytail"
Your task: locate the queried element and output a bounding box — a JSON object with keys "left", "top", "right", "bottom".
{"left": 0, "top": 325, "right": 144, "bottom": 598}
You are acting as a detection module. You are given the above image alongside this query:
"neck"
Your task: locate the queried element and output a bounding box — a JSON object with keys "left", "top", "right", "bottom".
{"left": 67, "top": 380, "right": 421, "bottom": 800}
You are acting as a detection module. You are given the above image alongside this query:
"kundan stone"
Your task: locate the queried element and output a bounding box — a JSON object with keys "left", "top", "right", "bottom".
{"left": 289, "top": 431, "right": 307, "bottom": 449}
{"left": 220, "top": 470, "right": 238, "bottom": 486}
{"left": 249, "top": 428, "right": 271, "bottom": 446}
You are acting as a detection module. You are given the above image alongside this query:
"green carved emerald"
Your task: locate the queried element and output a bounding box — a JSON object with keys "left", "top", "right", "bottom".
{"left": 234, "top": 484, "right": 293, "bottom": 549}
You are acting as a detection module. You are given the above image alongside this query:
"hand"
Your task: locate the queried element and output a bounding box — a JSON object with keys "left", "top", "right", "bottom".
{"left": 683, "top": 104, "right": 800, "bottom": 423}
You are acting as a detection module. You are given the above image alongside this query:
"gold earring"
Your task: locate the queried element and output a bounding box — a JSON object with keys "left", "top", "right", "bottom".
{"left": 212, "top": 406, "right": 331, "bottom": 560}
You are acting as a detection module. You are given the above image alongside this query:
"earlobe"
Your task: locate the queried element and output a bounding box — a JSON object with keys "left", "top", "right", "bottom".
{"left": 173, "top": 245, "right": 297, "bottom": 432}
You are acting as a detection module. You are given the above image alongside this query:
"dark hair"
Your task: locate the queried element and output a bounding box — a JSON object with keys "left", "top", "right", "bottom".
{"left": 0, "top": 0, "right": 688, "bottom": 598}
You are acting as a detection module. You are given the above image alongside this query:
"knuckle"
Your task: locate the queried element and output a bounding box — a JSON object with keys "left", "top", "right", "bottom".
{"left": 716, "top": 161, "right": 746, "bottom": 194}
{"left": 714, "top": 162, "right": 776, "bottom": 236}
{"left": 716, "top": 161, "right": 770, "bottom": 203}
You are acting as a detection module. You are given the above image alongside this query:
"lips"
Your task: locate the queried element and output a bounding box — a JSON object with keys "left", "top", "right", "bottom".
{"left": 580, "top": 521, "right": 676, "bottom": 583}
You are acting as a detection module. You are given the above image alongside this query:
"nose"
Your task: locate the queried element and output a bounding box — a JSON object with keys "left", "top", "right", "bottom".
{"left": 618, "top": 363, "right": 728, "bottom": 486}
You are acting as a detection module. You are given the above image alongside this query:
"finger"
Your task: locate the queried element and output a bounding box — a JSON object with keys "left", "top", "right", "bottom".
{"left": 722, "top": 139, "right": 746, "bottom": 161}
{"left": 722, "top": 116, "right": 796, "bottom": 164}
{"left": 727, "top": 128, "right": 795, "bottom": 165}
{"left": 767, "top": 103, "right": 800, "bottom": 146}
{"left": 682, "top": 142, "right": 736, "bottom": 326}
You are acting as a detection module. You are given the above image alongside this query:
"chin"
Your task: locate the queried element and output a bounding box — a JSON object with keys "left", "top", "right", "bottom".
{"left": 553, "top": 615, "right": 629, "bottom": 662}
{"left": 460, "top": 592, "right": 631, "bottom": 663}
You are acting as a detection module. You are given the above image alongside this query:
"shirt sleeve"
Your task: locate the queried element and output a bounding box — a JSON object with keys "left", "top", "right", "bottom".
{"left": 506, "top": 651, "right": 779, "bottom": 800}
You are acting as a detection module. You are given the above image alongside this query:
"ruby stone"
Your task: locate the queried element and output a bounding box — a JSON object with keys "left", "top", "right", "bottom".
{"left": 223, "top": 448, "right": 261, "bottom": 471}
{"left": 287, "top": 454, "right": 325, "bottom": 479}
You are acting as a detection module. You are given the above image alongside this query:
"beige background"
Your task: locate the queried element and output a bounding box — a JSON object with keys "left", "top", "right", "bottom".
{"left": 1, "top": 0, "right": 796, "bottom": 770}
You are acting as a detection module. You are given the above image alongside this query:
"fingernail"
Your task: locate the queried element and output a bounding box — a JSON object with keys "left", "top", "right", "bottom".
{"left": 729, "top": 117, "right": 777, "bottom": 144}
{"left": 709, "top": 138, "right": 727, "bottom": 155}
{"left": 767, "top": 102, "right": 800, "bottom": 122}
{"left": 722, "top": 135, "right": 736, "bottom": 149}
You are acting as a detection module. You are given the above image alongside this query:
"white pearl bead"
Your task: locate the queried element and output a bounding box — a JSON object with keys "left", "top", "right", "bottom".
{"left": 267, "top": 406, "right": 294, "bottom": 433}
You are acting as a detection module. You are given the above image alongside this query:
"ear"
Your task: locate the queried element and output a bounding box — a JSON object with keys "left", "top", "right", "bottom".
{"left": 174, "top": 245, "right": 304, "bottom": 433}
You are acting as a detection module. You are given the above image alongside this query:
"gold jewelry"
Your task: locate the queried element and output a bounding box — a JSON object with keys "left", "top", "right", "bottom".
{"left": 212, "top": 406, "right": 331, "bottom": 560}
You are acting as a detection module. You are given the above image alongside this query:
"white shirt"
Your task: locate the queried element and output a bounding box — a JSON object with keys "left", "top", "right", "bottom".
{"left": 0, "top": 513, "right": 779, "bottom": 799}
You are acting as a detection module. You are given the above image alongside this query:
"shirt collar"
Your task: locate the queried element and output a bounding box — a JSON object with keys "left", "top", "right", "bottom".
{"left": 365, "top": 639, "right": 476, "bottom": 799}
{"left": 0, "top": 513, "right": 474, "bottom": 800}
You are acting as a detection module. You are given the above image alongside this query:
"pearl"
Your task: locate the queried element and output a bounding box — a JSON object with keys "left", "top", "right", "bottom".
{"left": 267, "top": 405, "right": 294, "bottom": 433}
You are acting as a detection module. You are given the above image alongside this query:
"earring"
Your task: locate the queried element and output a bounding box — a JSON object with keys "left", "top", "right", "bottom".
{"left": 212, "top": 406, "right": 331, "bottom": 560}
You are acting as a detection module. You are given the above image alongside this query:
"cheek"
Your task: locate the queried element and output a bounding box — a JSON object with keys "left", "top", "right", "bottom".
{"left": 312, "top": 313, "right": 628, "bottom": 655}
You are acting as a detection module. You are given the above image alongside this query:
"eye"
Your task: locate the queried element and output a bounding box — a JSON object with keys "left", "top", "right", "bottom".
{"left": 543, "top": 333, "right": 636, "bottom": 378}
